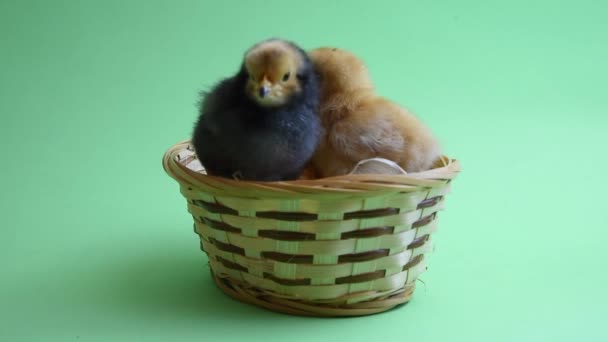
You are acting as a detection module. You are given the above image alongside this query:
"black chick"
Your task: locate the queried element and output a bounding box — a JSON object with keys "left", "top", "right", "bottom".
{"left": 192, "top": 39, "right": 321, "bottom": 181}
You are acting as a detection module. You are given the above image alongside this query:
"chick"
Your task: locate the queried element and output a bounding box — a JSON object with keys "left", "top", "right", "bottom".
{"left": 309, "top": 47, "right": 441, "bottom": 177}
{"left": 192, "top": 39, "right": 321, "bottom": 181}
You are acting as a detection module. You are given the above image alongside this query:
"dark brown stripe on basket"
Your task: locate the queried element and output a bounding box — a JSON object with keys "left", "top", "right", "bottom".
{"left": 417, "top": 196, "right": 443, "bottom": 209}
{"left": 256, "top": 211, "right": 318, "bottom": 221}
{"left": 261, "top": 252, "right": 314, "bottom": 264}
{"left": 343, "top": 208, "right": 399, "bottom": 220}
{"left": 338, "top": 249, "right": 390, "bottom": 263}
{"left": 412, "top": 212, "right": 437, "bottom": 229}
{"left": 335, "top": 270, "right": 386, "bottom": 285}
{"left": 407, "top": 235, "right": 430, "bottom": 249}
{"left": 192, "top": 200, "right": 238, "bottom": 215}
{"left": 258, "top": 230, "right": 316, "bottom": 241}
{"left": 341, "top": 227, "right": 395, "bottom": 239}
{"left": 402, "top": 255, "right": 423, "bottom": 271}
{"left": 209, "top": 238, "right": 245, "bottom": 256}
{"left": 216, "top": 256, "right": 248, "bottom": 272}
{"left": 263, "top": 273, "right": 311, "bottom": 286}
{"left": 202, "top": 217, "right": 242, "bottom": 233}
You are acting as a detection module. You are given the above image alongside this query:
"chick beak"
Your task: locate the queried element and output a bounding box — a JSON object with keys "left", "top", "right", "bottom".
{"left": 258, "top": 77, "right": 272, "bottom": 98}
{"left": 259, "top": 86, "right": 270, "bottom": 98}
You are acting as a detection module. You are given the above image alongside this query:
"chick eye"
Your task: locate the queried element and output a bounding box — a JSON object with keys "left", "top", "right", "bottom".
{"left": 282, "top": 72, "right": 290, "bottom": 82}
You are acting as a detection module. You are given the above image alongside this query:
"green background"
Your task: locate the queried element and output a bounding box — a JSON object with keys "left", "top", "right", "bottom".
{"left": 1, "top": 0, "right": 607, "bottom": 341}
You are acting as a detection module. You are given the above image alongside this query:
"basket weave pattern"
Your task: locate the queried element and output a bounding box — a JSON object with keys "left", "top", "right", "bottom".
{"left": 163, "top": 141, "right": 460, "bottom": 316}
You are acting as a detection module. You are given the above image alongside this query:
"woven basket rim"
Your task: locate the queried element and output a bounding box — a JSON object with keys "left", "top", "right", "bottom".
{"left": 163, "top": 140, "right": 461, "bottom": 197}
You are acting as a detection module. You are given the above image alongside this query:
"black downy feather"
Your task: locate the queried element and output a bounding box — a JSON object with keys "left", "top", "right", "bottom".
{"left": 192, "top": 40, "right": 321, "bottom": 181}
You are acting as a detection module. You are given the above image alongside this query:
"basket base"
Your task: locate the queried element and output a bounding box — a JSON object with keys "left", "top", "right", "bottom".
{"left": 210, "top": 271, "right": 414, "bottom": 317}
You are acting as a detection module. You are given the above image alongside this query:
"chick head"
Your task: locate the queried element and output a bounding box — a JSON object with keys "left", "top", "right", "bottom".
{"left": 244, "top": 39, "right": 305, "bottom": 107}
{"left": 309, "top": 47, "right": 373, "bottom": 99}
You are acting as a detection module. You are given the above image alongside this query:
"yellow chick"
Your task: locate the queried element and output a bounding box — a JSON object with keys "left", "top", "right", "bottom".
{"left": 308, "top": 47, "right": 441, "bottom": 177}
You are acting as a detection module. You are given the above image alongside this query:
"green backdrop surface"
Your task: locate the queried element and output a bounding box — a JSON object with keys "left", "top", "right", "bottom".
{"left": 1, "top": 0, "right": 607, "bottom": 341}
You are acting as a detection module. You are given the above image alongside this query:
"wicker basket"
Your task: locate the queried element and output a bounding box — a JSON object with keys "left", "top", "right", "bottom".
{"left": 163, "top": 140, "right": 461, "bottom": 317}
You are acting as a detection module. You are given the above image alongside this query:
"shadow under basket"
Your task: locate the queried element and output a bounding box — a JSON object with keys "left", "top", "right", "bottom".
{"left": 163, "top": 140, "right": 461, "bottom": 317}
